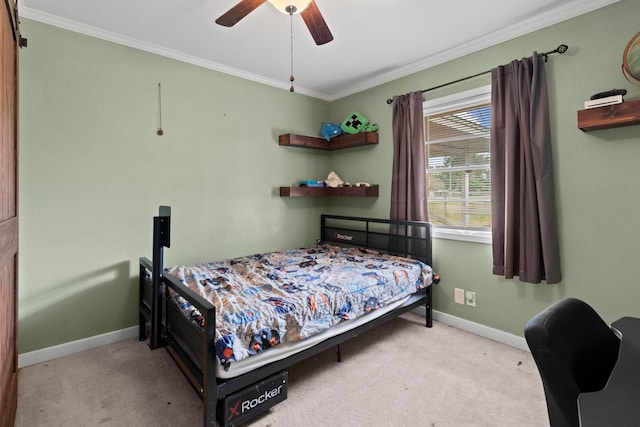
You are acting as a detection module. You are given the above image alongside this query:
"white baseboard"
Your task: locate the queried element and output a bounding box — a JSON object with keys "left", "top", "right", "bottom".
{"left": 414, "top": 307, "right": 529, "bottom": 352}
{"left": 18, "top": 311, "right": 528, "bottom": 369}
{"left": 18, "top": 326, "right": 139, "bottom": 369}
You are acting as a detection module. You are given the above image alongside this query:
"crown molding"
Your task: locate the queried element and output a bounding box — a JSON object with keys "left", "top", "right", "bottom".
{"left": 17, "top": 5, "right": 332, "bottom": 101}
{"left": 327, "top": 0, "right": 621, "bottom": 100}
{"left": 19, "top": 0, "right": 620, "bottom": 102}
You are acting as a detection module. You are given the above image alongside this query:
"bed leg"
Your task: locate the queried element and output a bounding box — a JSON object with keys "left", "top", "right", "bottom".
{"left": 204, "top": 403, "right": 216, "bottom": 427}
{"left": 138, "top": 313, "right": 146, "bottom": 341}
{"left": 336, "top": 344, "right": 342, "bottom": 363}
{"left": 426, "top": 286, "right": 433, "bottom": 328}
{"left": 138, "top": 262, "right": 147, "bottom": 341}
{"left": 203, "top": 305, "right": 218, "bottom": 427}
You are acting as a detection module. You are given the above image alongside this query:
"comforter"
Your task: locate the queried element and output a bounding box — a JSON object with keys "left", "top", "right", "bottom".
{"left": 167, "top": 244, "right": 433, "bottom": 370}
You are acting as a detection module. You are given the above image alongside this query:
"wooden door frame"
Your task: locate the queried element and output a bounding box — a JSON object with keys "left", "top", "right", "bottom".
{"left": 0, "top": 0, "right": 19, "bottom": 425}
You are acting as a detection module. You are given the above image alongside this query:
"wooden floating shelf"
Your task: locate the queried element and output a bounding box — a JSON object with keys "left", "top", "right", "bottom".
{"left": 578, "top": 99, "right": 640, "bottom": 131}
{"left": 280, "top": 186, "right": 379, "bottom": 198}
{"left": 278, "top": 132, "right": 378, "bottom": 150}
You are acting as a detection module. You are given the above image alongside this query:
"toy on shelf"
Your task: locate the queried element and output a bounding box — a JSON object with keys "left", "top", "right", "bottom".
{"left": 299, "top": 180, "right": 326, "bottom": 187}
{"left": 317, "top": 112, "right": 378, "bottom": 142}
{"left": 324, "top": 171, "right": 377, "bottom": 189}
{"left": 325, "top": 171, "right": 344, "bottom": 188}
{"left": 340, "top": 111, "right": 378, "bottom": 135}
{"left": 288, "top": 171, "right": 378, "bottom": 197}
{"left": 320, "top": 123, "right": 343, "bottom": 141}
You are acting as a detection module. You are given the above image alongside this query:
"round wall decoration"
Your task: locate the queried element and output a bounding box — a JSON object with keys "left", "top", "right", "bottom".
{"left": 622, "top": 31, "right": 640, "bottom": 85}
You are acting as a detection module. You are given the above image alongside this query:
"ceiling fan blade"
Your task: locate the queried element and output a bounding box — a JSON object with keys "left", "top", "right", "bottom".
{"left": 215, "top": 0, "right": 268, "bottom": 27}
{"left": 300, "top": 1, "right": 333, "bottom": 45}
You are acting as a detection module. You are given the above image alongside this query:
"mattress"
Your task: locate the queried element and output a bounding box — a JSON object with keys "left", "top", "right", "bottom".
{"left": 166, "top": 244, "right": 433, "bottom": 377}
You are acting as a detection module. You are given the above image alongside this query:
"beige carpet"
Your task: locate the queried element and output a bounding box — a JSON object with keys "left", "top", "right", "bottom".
{"left": 15, "top": 313, "right": 549, "bottom": 427}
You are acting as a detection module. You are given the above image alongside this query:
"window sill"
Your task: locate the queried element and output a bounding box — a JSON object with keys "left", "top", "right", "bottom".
{"left": 432, "top": 227, "right": 491, "bottom": 244}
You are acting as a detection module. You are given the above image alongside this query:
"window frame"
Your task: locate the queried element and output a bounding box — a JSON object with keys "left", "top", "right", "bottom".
{"left": 423, "top": 85, "right": 492, "bottom": 244}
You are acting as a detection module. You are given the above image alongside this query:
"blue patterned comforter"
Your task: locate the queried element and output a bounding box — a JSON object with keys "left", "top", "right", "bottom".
{"left": 167, "top": 244, "right": 432, "bottom": 369}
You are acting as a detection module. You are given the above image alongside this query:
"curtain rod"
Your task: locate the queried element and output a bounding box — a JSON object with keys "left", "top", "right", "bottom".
{"left": 385, "top": 44, "right": 568, "bottom": 105}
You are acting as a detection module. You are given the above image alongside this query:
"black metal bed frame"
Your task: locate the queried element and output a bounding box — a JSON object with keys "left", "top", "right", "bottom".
{"left": 138, "top": 207, "right": 435, "bottom": 426}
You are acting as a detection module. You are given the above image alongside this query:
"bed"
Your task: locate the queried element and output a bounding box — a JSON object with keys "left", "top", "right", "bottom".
{"left": 139, "top": 206, "right": 438, "bottom": 426}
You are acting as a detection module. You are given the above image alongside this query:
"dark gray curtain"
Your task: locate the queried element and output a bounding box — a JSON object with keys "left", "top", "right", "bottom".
{"left": 490, "top": 53, "right": 561, "bottom": 284}
{"left": 390, "top": 91, "right": 428, "bottom": 222}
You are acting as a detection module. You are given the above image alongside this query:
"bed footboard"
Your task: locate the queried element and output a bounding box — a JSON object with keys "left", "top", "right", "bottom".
{"left": 137, "top": 206, "right": 171, "bottom": 349}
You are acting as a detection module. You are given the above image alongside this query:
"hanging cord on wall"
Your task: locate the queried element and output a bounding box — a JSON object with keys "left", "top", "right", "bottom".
{"left": 385, "top": 44, "right": 569, "bottom": 104}
{"left": 157, "top": 83, "right": 164, "bottom": 136}
{"left": 288, "top": 6, "right": 296, "bottom": 92}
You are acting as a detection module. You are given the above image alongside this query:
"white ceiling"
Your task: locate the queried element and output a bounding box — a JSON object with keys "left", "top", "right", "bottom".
{"left": 19, "top": 0, "right": 619, "bottom": 101}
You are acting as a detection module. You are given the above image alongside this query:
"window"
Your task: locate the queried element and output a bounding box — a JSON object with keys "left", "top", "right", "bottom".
{"left": 423, "top": 86, "right": 491, "bottom": 243}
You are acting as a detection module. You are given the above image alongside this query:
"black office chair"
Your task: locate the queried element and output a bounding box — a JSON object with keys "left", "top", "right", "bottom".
{"left": 524, "top": 298, "right": 621, "bottom": 427}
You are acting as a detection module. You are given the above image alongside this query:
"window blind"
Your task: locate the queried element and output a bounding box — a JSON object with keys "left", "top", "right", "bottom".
{"left": 425, "top": 103, "right": 491, "bottom": 229}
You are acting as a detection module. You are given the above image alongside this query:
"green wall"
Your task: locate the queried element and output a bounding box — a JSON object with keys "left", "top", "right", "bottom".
{"left": 18, "top": 20, "right": 335, "bottom": 352}
{"left": 18, "top": 0, "right": 640, "bottom": 353}
{"left": 328, "top": 0, "right": 640, "bottom": 334}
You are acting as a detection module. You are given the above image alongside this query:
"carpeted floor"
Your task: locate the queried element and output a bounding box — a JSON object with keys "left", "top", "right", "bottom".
{"left": 15, "top": 313, "right": 549, "bottom": 427}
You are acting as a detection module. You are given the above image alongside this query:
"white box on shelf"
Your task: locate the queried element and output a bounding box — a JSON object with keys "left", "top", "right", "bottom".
{"left": 584, "top": 95, "right": 623, "bottom": 109}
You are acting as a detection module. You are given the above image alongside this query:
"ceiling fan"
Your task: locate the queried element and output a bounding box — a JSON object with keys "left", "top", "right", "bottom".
{"left": 215, "top": 0, "right": 334, "bottom": 45}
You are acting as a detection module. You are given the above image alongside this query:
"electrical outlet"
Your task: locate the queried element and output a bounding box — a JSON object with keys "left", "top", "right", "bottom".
{"left": 454, "top": 288, "right": 465, "bottom": 304}
{"left": 465, "top": 291, "right": 476, "bottom": 307}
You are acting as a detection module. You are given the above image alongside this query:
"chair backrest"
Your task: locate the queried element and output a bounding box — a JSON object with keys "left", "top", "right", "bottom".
{"left": 524, "top": 298, "right": 620, "bottom": 427}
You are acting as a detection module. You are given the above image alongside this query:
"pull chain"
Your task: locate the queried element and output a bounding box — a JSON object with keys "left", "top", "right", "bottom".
{"left": 157, "top": 83, "right": 164, "bottom": 136}
{"left": 288, "top": 7, "right": 295, "bottom": 92}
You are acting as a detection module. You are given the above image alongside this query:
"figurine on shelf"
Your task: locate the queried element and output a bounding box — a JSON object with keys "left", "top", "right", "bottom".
{"left": 325, "top": 171, "right": 344, "bottom": 188}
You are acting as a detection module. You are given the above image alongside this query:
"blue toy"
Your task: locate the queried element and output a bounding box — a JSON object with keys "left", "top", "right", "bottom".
{"left": 320, "top": 122, "right": 343, "bottom": 141}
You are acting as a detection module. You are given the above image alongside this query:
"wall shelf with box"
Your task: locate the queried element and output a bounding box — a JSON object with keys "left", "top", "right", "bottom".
{"left": 577, "top": 99, "right": 640, "bottom": 131}
{"left": 278, "top": 132, "right": 378, "bottom": 150}
{"left": 279, "top": 186, "right": 379, "bottom": 198}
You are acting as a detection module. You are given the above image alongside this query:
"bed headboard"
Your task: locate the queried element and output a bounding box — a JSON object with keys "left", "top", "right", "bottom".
{"left": 320, "top": 214, "right": 432, "bottom": 267}
{"left": 151, "top": 208, "right": 432, "bottom": 267}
